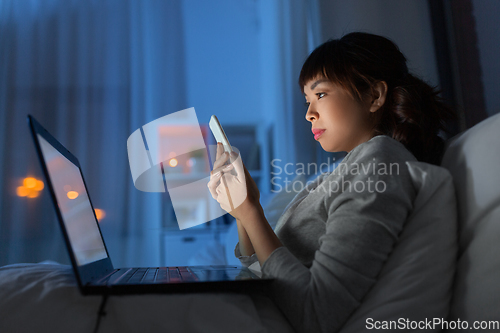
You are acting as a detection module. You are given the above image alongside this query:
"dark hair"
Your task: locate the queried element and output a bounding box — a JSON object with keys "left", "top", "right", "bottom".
{"left": 299, "top": 32, "right": 456, "bottom": 165}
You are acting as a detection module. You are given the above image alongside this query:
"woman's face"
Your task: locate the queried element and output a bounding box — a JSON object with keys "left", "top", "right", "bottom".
{"left": 304, "top": 77, "right": 375, "bottom": 153}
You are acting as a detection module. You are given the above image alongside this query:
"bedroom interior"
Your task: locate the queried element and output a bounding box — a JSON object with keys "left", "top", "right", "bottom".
{"left": 0, "top": 0, "right": 499, "bottom": 332}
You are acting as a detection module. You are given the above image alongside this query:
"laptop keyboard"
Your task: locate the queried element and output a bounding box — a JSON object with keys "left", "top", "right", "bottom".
{"left": 117, "top": 267, "right": 199, "bottom": 284}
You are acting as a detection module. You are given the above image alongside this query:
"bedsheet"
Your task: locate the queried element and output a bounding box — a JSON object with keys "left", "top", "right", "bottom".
{"left": 0, "top": 262, "right": 294, "bottom": 333}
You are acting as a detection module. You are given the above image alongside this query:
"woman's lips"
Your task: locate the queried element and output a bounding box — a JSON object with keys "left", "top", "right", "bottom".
{"left": 312, "top": 128, "right": 325, "bottom": 140}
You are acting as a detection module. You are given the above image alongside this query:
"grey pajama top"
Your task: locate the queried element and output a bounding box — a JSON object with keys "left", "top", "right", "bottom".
{"left": 235, "top": 135, "right": 418, "bottom": 333}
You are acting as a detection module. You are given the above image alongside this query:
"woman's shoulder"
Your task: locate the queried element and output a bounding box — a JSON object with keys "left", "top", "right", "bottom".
{"left": 343, "top": 135, "right": 417, "bottom": 165}
{"left": 325, "top": 135, "right": 418, "bottom": 189}
{"left": 312, "top": 135, "right": 419, "bottom": 200}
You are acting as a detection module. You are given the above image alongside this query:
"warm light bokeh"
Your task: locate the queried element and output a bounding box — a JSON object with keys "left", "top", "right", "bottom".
{"left": 18, "top": 177, "right": 44, "bottom": 198}
{"left": 94, "top": 208, "right": 106, "bottom": 221}
{"left": 27, "top": 191, "right": 39, "bottom": 198}
{"left": 169, "top": 158, "right": 178, "bottom": 167}
{"left": 17, "top": 186, "right": 29, "bottom": 197}
{"left": 67, "top": 191, "right": 79, "bottom": 199}
{"left": 24, "top": 177, "right": 37, "bottom": 188}
{"left": 35, "top": 180, "right": 44, "bottom": 191}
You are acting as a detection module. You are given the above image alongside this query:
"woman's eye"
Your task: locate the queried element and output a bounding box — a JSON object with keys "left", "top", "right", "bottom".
{"left": 317, "top": 93, "right": 325, "bottom": 99}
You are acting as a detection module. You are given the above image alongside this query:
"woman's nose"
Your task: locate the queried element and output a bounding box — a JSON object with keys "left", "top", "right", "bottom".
{"left": 305, "top": 106, "right": 317, "bottom": 122}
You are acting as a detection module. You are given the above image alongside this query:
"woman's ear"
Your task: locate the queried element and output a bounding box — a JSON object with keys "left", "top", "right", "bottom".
{"left": 369, "top": 81, "right": 388, "bottom": 113}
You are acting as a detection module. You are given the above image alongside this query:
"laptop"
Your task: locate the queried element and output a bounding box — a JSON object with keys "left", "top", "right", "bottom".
{"left": 27, "top": 115, "right": 271, "bottom": 295}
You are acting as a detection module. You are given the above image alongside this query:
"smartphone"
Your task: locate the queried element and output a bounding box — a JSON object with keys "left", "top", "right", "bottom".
{"left": 209, "top": 115, "right": 233, "bottom": 153}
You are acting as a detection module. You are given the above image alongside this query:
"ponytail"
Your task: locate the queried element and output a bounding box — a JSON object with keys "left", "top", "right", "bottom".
{"left": 375, "top": 74, "right": 456, "bottom": 165}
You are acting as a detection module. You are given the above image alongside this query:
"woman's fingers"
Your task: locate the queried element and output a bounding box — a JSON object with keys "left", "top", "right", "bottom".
{"left": 212, "top": 151, "right": 230, "bottom": 172}
{"left": 207, "top": 171, "right": 223, "bottom": 199}
{"left": 229, "top": 152, "right": 245, "bottom": 183}
{"left": 214, "top": 142, "right": 228, "bottom": 165}
{"left": 211, "top": 161, "right": 233, "bottom": 176}
{"left": 215, "top": 177, "right": 233, "bottom": 212}
{"left": 208, "top": 145, "right": 235, "bottom": 200}
{"left": 216, "top": 142, "right": 223, "bottom": 160}
{"left": 210, "top": 145, "right": 249, "bottom": 214}
{"left": 208, "top": 163, "right": 234, "bottom": 199}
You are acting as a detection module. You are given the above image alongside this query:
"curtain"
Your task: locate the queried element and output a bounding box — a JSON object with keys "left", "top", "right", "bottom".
{"left": 0, "top": 0, "right": 185, "bottom": 267}
{"left": 257, "top": 0, "right": 324, "bottom": 193}
{"left": 0, "top": 0, "right": 323, "bottom": 267}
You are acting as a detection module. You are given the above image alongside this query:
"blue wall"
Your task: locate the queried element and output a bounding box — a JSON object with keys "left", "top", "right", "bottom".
{"left": 182, "top": 0, "right": 262, "bottom": 126}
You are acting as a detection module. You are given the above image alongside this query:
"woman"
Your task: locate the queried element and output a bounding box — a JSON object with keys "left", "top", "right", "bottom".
{"left": 208, "top": 32, "right": 456, "bottom": 333}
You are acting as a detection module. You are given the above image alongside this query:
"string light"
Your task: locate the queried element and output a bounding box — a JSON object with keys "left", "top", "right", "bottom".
{"left": 27, "top": 191, "right": 39, "bottom": 198}
{"left": 24, "top": 177, "right": 37, "bottom": 188}
{"left": 34, "top": 180, "right": 44, "bottom": 191}
{"left": 16, "top": 186, "right": 29, "bottom": 197}
{"left": 94, "top": 208, "right": 106, "bottom": 221}
{"left": 169, "top": 158, "right": 178, "bottom": 167}
{"left": 17, "top": 177, "right": 44, "bottom": 198}
{"left": 18, "top": 177, "right": 106, "bottom": 222}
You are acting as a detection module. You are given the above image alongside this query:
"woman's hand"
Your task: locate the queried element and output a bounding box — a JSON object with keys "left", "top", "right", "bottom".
{"left": 207, "top": 143, "right": 261, "bottom": 220}
{"left": 208, "top": 143, "right": 282, "bottom": 264}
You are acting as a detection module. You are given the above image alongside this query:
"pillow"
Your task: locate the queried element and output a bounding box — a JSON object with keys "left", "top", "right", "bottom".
{"left": 338, "top": 161, "right": 458, "bottom": 332}
{"left": 441, "top": 112, "right": 500, "bottom": 328}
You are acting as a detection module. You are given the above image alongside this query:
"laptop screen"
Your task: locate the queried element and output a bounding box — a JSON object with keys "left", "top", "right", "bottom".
{"left": 37, "top": 134, "right": 108, "bottom": 266}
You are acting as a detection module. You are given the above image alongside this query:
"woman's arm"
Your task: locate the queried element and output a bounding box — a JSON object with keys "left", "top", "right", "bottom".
{"left": 208, "top": 147, "right": 282, "bottom": 264}
{"left": 236, "top": 219, "right": 255, "bottom": 256}
{"left": 257, "top": 139, "right": 418, "bottom": 333}
{"left": 235, "top": 202, "right": 282, "bottom": 266}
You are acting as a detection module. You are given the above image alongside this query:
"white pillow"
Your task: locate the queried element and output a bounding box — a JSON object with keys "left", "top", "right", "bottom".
{"left": 441, "top": 112, "right": 500, "bottom": 328}
{"left": 338, "top": 161, "right": 458, "bottom": 332}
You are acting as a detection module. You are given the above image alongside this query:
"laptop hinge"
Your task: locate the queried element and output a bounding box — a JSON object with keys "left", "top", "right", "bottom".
{"left": 91, "top": 269, "right": 120, "bottom": 286}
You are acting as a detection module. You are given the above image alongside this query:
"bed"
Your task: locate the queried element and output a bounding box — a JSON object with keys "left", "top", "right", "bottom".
{"left": 0, "top": 261, "right": 294, "bottom": 333}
